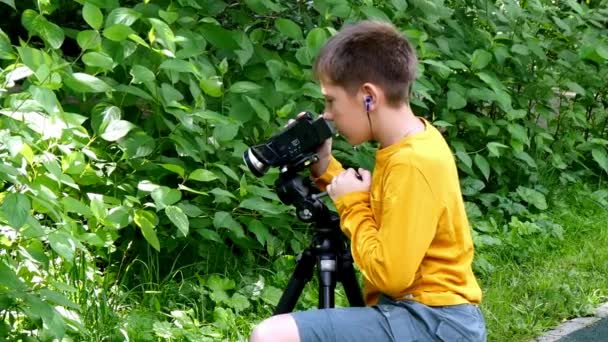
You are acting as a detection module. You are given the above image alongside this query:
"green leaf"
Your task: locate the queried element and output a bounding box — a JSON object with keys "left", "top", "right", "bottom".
{"left": 151, "top": 187, "right": 182, "bottom": 210}
{"left": 87, "top": 193, "right": 106, "bottom": 220}
{"left": 507, "top": 124, "right": 529, "bottom": 145}
{"left": 92, "top": 105, "right": 121, "bottom": 134}
{"left": 200, "top": 76, "right": 223, "bottom": 97}
{"left": 248, "top": 219, "right": 271, "bottom": 246}
{"left": 360, "top": 6, "right": 390, "bottom": 21}
{"left": 161, "top": 164, "right": 185, "bottom": 177}
{"left": 261, "top": 286, "right": 282, "bottom": 306}
{"left": 213, "top": 211, "right": 245, "bottom": 238}
{"left": 105, "top": 7, "right": 141, "bottom": 27}
{"left": 596, "top": 45, "right": 608, "bottom": 60}
{"left": 160, "top": 83, "right": 184, "bottom": 104}
{"left": 213, "top": 123, "right": 239, "bottom": 141}
{"left": 160, "top": 59, "right": 197, "bottom": 74}
{"left": 245, "top": 96, "right": 270, "bottom": 122}
{"left": 100, "top": 120, "right": 135, "bottom": 141}
{"left": 165, "top": 205, "right": 189, "bottom": 236}
{"left": 207, "top": 274, "right": 235, "bottom": 291}
{"left": 103, "top": 24, "right": 135, "bottom": 41}
{"left": 565, "top": 81, "right": 585, "bottom": 96}
{"left": 471, "top": 49, "right": 492, "bottom": 70}
{"left": 149, "top": 18, "right": 175, "bottom": 53}
{"left": 214, "top": 164, "right": 240, "bottom": 182}
{"left": 455, "top": 151, "right": 472, "bottom": 169}
{"left": 0, "top": 260, "right": 26, "bottom": 290}
{"left": 121, "top": 130, "right": 155, "bottom": 158}
{"left": 0, "top": 29, "right": 16, "bottom": 59}
{"left": 64, "top": 72, "right": 111, "bottom": 93}
{"left": 235, "top": 32, "right": 254, "bottom": 66}
{"left": 30, "top": 85, "right": 60, "bottom": 114}
{"left": 476, "top": 72, "right": 504, "bottom": 92}
{"left": 134, "top": 210, "right": 160, "bottom": 251}
{"left": 447, "top": 90, "right": 466, "bottom": 110}
{"left": 38, "top": 289, "right": 79, "bottom": 309}
{"left": 511, "top": 44, "right": 529, "bottom": 55}
{"left": 275, "top": 18, "right": 302, "bottom": 40}
{"left": 1, "top": 193, "right": 30, "bottom": 229}
{"left": 306, "top": 28, "right": 328, "bottom": 60}
{"left": 565, "top": 0, "right": 584, "bottom": 15}
{"left": 486, "top": 141, "right": 509, "bottom": 157}
{"left": 83, "top": 2, "right": 103, "bottom": 29}
{"left": 239, "top": 198, "right": 284, "bottom": 215}
{"left": 592, "top": 147, "right": 608, "bottom": 174}
{"left": 48, "top": 231, "right": 77, "bottom": 261}
{"left": 77, "top": 30, "right": 101, "bottom": 50}
{"left": 461, "top": 177, "right": 485, "bottom": 196}
{"left": 474, "top": 154, "right": 490, "bottom": 180}
{"left": 196, "top": 228, "right": 221, "bottom": 242}
{"left": 61, "top": 197, "right": 92, "bottom": 217}
{"left": 82, "top": 51, "right": 114, "bottom": 70}
{"left": 199, "top": 22, "right": 239, "bottom": 50}
{"left": 37, "top": 17, "right": 65, "bottom": 49}
{"left": 0, "top": 0, "right": 15, "bottom": 10}
{"left": 25, "top": 295, "right": 65, "bottom": 339}
{"left": 227, "top": 293, "right": 250, "bottom": 313}
{"left": 516, "top": 186, "right": 547, "bottom": 210}
{"left": 229, "top": 81, "right": 262, "bottom": 93}
{"left": 130, "top": 65, "right": 155, "bottom": 83}
{"left": 62, "top": 151, "right": 86, "bottom": 175}
{"left": 189, "top": 169, "right": 218, "bottom": 182}
{"left": 513, "top": 151, "right": 537, "bottom": 168}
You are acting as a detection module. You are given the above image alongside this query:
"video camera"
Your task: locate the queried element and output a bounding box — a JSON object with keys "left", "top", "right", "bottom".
{"left": 243, "top": 112, "right": 334, "bottom": 177}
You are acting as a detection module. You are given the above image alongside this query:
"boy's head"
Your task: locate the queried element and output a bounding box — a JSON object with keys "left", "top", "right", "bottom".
{"left": 314, "top": 20, "right": 417, "bottom": 107}
{"left": 313, "top": 20, "right": 418, "bottom": 145}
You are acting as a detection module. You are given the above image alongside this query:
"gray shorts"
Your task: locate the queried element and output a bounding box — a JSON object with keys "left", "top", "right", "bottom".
{"left": 291, "top": 296, "right": 487, "bottom": 342}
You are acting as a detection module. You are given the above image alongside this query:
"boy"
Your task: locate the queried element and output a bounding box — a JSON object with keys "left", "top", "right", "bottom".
{"left": 250, "top": 20, "right": 486, "bottom": 341}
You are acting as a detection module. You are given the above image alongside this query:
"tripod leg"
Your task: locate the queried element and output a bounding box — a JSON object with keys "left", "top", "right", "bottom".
{"left": 317, "top": 257, "right": 337, "bottom": 309}
{"left": 274, "top": 249, "right": 316, "bottom": 315}
{"left": 338, "top": 250, "right": 365, "bottom": 307}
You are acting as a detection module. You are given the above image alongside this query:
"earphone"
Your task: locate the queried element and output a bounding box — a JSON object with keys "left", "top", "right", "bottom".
{"left": 364, "top": 96, "right": 373, "bottom": 112}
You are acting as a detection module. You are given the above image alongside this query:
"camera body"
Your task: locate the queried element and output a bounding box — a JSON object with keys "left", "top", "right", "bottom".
{"left": 244, "top": 112, "right": 334, "bottom": 177}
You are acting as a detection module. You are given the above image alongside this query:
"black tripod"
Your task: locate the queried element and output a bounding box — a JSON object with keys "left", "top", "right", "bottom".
{"left": 272, "top": 162, "right": 365, "bottom": 314}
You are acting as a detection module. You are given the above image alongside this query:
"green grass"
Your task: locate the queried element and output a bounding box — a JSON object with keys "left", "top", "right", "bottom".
{"left": 479, "top": 184, "right": 608, "bottom": 341}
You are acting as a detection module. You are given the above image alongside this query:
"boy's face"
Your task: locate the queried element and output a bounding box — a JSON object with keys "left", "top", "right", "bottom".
{"left": 320, "top": 80, "right": 370, "bottom": 145}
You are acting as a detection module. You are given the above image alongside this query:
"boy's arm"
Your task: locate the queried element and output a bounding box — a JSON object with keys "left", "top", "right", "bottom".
{"left": 334, "top": 162, "right": 439, "bottom": 297}
{"left": 312, "top": 155, "right": 344, "bottom": 191}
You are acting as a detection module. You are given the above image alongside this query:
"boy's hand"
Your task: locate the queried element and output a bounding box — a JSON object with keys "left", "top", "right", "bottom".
{"left": 288, "top": 112, "right": 333, "bottom": 178}
{"left": 327, "top": 168, "right": 371, "bottom": 201}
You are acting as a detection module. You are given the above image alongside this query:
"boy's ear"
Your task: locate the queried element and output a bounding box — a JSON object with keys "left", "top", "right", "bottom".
{"left": 361, "top": 82, "right": 381, "bottom": 110}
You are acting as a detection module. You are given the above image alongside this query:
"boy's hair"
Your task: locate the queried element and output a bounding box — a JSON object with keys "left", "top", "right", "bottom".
{"left": 313, "top": 20, "right": 417, "bottom": 107}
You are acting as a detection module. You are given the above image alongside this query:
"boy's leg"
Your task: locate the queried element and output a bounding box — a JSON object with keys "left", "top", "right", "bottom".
{"left": 250, "top": 306, "right": 395, "bottom": 342}
{"left": 250, "top": 300, "right": 487, "bottom": 342}
{"left": 249, "top": 314, "right": 299, "bottom": 342}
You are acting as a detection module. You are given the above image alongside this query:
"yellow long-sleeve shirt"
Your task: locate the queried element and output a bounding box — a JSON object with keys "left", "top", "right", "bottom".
{"left": 315, "top": 118, "right": 482, "bottom": 306}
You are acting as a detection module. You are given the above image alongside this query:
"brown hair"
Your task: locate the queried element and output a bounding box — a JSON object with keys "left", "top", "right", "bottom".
{"left": 313, "top": 20, "right": 417, "bottom": 107}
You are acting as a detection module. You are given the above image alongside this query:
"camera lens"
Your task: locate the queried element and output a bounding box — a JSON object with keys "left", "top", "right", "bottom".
{"left": 243, "top": 148, "right": 268, "bottom": 177}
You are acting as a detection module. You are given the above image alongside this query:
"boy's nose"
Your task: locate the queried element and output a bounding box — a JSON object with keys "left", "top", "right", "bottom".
{"left": 322, "top": 112, "right": 333, "bottom": 121}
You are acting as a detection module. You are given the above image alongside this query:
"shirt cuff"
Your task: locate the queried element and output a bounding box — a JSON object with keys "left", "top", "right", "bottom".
{"left": 313, "top": 156, "right": 343, "bottom": 191}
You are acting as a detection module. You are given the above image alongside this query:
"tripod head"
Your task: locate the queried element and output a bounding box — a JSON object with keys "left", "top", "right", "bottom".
{"left": 273, "top": 153, "right": 337, "bottom": 226}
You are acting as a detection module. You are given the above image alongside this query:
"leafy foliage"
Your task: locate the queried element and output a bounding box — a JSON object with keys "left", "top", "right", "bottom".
{"left": 0, "top": 0, "right": 607, "bottom": 340}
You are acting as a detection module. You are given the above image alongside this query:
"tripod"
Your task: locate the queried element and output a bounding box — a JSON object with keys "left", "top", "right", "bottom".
{"left": 272, "top": 167, "right": 365, "bottom": 315}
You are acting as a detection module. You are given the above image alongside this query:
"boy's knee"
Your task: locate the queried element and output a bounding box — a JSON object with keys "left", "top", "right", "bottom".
{"left": 249, "top": 314, "right": 299, "bottom": 342}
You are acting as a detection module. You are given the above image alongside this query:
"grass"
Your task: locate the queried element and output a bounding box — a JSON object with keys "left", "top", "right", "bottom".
{"left": 479, "top": 184, "right": 608, "bottom": 341}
